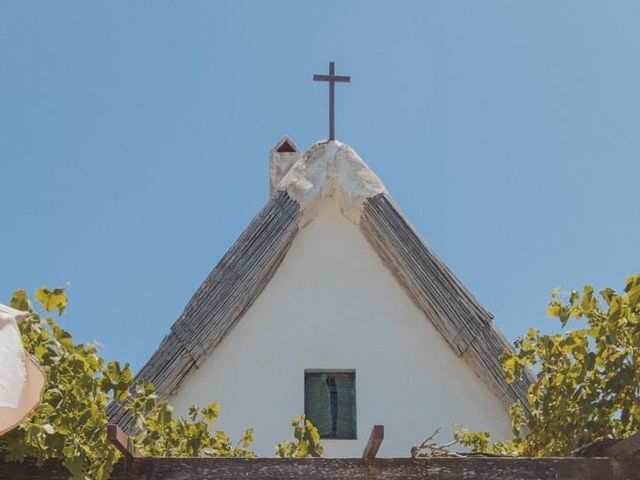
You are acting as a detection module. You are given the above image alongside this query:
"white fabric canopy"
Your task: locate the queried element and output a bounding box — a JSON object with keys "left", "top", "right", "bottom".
{"left": 0, "top": 303, "right": 45, "bottom": 434}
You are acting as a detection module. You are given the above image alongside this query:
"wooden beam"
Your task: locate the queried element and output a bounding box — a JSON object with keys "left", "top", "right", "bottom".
{"left": 573, "top": 431, "right": 640, "bottom": 458}
{"left": 362, "top": 425, "right": 384, "bottom": 460}
{"left": 107, "top": 424, "right": 142, "bottom": 459}
{"left": 3, "top": 457, "right": 640, "bottom": 480}
{"left": 603, "top": 432, "right": 640, "bottom": 457}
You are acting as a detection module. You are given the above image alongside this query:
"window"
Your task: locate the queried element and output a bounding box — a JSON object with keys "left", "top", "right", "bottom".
{"left": 304, "top": 370, "right": 356, "bottom": 439}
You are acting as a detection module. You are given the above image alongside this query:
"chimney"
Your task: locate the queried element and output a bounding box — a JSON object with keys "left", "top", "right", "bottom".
{"left": 269, "top": 136, "right": 301, "bottom": 193}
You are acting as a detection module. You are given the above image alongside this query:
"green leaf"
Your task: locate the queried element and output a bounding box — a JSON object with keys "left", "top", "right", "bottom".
{"left": 35, "top": 285, "right": 68, "bottom": 315}
{"left": 10, "top": 289, "right": 31, "bottom": 311}
{"left": 202, "top": 403, "right": 220, "bottom": 424}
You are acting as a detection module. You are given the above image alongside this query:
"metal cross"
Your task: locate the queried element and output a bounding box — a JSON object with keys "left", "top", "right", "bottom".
{"left": 313, "top": 62, "right": 351, "bottom": 141}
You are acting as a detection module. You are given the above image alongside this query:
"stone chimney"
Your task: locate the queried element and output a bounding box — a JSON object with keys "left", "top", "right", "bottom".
{"left": 269, "top": 136, "right": 301, "bottom": 193}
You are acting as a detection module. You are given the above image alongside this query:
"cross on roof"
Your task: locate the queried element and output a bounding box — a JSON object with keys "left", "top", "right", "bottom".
{"left": 313, "top": 62, "right": 350, "bottom": 141}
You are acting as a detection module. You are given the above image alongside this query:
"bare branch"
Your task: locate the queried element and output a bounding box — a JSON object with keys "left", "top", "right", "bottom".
{"left": 411, "top": 428, "right": 463, "bottom": 458}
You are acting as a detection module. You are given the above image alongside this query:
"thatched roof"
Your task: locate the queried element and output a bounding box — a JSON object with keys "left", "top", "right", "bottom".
{"left": 108, "top": 140, "right": 533, "bottom": 430}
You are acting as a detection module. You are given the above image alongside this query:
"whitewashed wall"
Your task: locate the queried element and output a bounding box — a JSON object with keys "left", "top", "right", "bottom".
{"left": 170, "top": 199, "right": 512, "bottom": 457}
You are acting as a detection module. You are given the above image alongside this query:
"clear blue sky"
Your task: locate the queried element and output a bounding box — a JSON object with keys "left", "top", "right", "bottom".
{"left": 2, "top": 2, "right": 639, "bottom": 372}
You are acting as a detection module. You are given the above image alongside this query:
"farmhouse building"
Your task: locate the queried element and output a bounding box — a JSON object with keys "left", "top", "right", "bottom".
{"left": 109, "top": 138, "right": 532, "bottom": 457}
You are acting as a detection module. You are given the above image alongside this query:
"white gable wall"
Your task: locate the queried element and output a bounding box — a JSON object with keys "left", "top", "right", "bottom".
{"left": 169, "top": 199, "right": 512, "bottom": 457}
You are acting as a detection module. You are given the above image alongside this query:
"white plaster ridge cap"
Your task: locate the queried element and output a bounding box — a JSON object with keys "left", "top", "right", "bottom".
{"left": 275, "top": 140, "right": 387, "bottom": 226}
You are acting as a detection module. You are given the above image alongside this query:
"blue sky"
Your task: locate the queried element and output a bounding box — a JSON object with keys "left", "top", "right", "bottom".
{"left": 2, "top": 1, "right": 640, "bottom": 371}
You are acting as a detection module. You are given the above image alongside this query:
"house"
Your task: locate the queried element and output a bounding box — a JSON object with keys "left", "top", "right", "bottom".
{"left": 108, "top": 137, "right": 532, "bottom": 457}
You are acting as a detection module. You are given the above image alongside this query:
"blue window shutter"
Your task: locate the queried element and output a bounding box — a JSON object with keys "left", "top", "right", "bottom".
{"left": 335, "top": 375, "right": 354, "bottom": 438}
{"left": 305, "top": 374, "right": 333, "bottom": 436}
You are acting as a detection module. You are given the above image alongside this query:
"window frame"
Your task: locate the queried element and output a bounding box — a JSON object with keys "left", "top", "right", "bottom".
{"left": 304, "top": 369, "right": 357, "bottom": 440}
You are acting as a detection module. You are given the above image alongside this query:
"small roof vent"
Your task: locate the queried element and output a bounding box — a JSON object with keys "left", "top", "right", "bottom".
{"left": 276, "top": 140, "right": 297, "bottom": 153}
